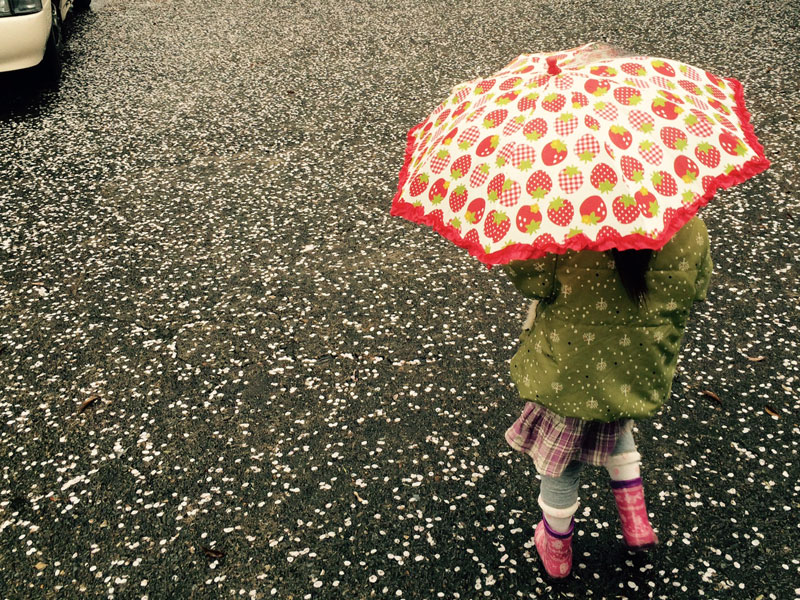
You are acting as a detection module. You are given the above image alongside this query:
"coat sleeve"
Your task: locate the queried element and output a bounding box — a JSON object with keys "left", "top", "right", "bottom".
{"left": 502, "top": 254, "right": 558, "bottom": 300}
{"left": 694, "top": 221, "right": 713, "bottom": 302}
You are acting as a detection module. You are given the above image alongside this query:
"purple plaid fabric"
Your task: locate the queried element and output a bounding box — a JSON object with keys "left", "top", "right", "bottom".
{"left": 505, "top": 402, "right": 632, "bottom": 477}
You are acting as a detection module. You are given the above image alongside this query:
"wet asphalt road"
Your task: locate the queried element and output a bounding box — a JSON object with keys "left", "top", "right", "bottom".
{"left": 1, "top": 0, "right": 799, "bottom": 598}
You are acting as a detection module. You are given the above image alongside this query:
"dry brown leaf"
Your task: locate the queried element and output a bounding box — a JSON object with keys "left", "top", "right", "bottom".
{"left": 764, "top": 405, "right": 780, "bottom": 418}
{"left": 35, "top": 562, "right": 47, "bottom": 570}
{"left": 201, "top": 546, "right": 225, "bottom": 559}
{"left": 701, "top": 390, "right": 722, "bottom": 405}
{"left": 78, "top": 394, "right": 100, "bottom": 414}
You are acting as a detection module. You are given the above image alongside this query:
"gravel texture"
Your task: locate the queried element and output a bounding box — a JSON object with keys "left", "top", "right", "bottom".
{"left": 0, "top": 0, "right": 798, "bottom": 598}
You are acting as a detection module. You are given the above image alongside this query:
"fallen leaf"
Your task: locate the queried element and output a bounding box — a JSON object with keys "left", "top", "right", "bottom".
{"left": 201, "top": 546, "right": 225, "bottom": 559}
{"left": 745, "top": 355, "right": 766, "bottom": 362}
{"left": 764, "top": 405, "right": 780, "bottom": 418}
{"left": 78, "top": 394, "right": 100, "bottom": 414}
{"left": 701, "top": 390, "right": 722, "bottom": 405}
{"left": 35, "top": 562, "right": 47, "bottom": 570}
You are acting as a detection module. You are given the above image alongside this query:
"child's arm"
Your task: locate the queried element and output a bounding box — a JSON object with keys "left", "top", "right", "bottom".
{"left": 501, "top": 254, "right": 559, "bottom": 301}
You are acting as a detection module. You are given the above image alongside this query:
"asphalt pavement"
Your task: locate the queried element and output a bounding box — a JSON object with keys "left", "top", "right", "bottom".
{"left": 1, "top": 0, "right": 799, "bottom": 598}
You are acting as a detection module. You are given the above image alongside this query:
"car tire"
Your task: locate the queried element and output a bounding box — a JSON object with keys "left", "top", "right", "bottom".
{"left": 73, "top": 0, "right": 91, "bottom": 11}
{"left": 39, "top": 1, "right": 64, "bottom": 91}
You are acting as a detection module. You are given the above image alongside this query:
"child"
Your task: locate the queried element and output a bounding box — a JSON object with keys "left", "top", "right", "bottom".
{"left": 502, "top": 216, "right": 712, "bottom": 579}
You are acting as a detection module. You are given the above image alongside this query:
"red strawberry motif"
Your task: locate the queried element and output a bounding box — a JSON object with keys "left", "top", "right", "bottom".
{"left": 596, "top": 225, "right": 620, "bottom": 243}
{"left": 701, "top": 175, "right": 717, "bottom": 194}
{"left": 523, "top": 117, "right": 548, "bottom": 141}
{"left": 590, "top": 163, "right": 618, "bottom": 193}
{"left": 511, "top": 144, "right": 536, "bottom": 171}
{"left": 428, "top": 177, "right": 450, "bottom": 204}
{"left": 684, "top": 111, "right": 713, "bottom": 137}
{"left": 541, "top": 140, "right": 568, "bottom": 166}
{"left": 442, "top": 127, "right": 459, "bottom": 145}
{"left": 673, "top": 155, "right": 700, "bottom": 183}
{"left": 484, "top": 210, "right": 510, "bottom": 242}
{"left": 434, "top": 109, "right": 451, "bottom": 126}
{"left": 542, "top": 93, "right": 566, "bottom": 112}
{"left": 475, "top": 78, "right": 496, "bottom": 94}
{"left": 450, "top": 154, "right": 472, "bottom": 180}
{"left": 469, "top": 162, "right": 491, "bottom": 188}
{"left": 662, "top": 207, "right": 677, "bottom": 229}
{"left": 620, "top": 155, "right": 645, "bottom": 183}
{"left": 464, "top": 228, "right": 481, "bottom": 246}
{"left": 705, "top": 70, "right": 726, "bottom": 89}
{"left": 516, "top": 204, "right": 542, "bottom": 234}
{"left": 533, "top": 232, "right": 556, "bottom": 250}
{"left": 574, "top": 133, "right": 600, "bottom": 163}
{"left": 651, "top": 97, "right": 683, "bottom": 120}
{"left": 483, "top": 109, "right": 508, "bottom": 129}
{"left": 499, "top": 76, "right": 522, "bottom": 91}
{"left": 584, "top": 79, "right": 611, "bottom": 97}
{"left": 635, "top": 187, "right": 659, "bottom": 217}
{"left": 554, "top": 112, "right": 578, "bottom": 136}
{"left": 464, "top": 197, "right": 486, "bottom": 225}
{"left": 593, "top": 101, "right": 618, "bottom": 121}
{"left": 502, "top": 115, "right": 525, "bottom": 136}
{"left": 580, "top": 195, "right": 607, "bottom": 225}
{"left": 584, "top": 115, "right": 601, "bottom": 131}
{"left": 678, "top": 79, "right": 702, "bottom": 95}
{"left": 621, "top": 62, "right": 647, "bottom": 77}
{"left": 430, "top": 149, "right": 451, "bottom": 174}
{"left": 449, "top": 184, "right": 468, "bottom": 212}
{"left": 547, "top": 197, "right": 574, "bottom": 227}
{"left": 409, "top": 173, "right": 429, "bottom": 197}
{"left": 487, "top": 173, "right": 521, "bottom": 206}
{"left": 526, "top": 170, "right": 552, "bottom": 199}
{"left": 651, "top": 60, "right": 675, "bottom": 77}
{"left": 650, "top": 171, "right": 677, "bottom": 196}
{"left": 613, "top": 87, "right": 642, "bottom": 106}
{"left": 719, "top": 131, "right": 747, "bottom": 156}
{"left": 476, "top": 135, "right": 500, "bottom": 157}
{"left": 638, "top": 139, "right": 663, "bottom": 165}
{"left": 558, "top": 166, "right": 583, "bottom": 194}
{"left": 452, "top": 101, "right": 471, "bottom": 119}
{"left": 609, "top": 125, "right": 632, "bottom": 149}
{"left": 604, "top": 142, "right": 616, "bottom": 159}
{"left": 495, "top": 142, "right": 516, "bottom": 168}
{"left": 660, "top": 126, "right": 688, "bottom": 151}
{"left": 589, "top": 65, "right": 617, "bottom": 77}
{"left": 612, "top": 194, "right": 639, "bottom": 224}
{"left": 457, "top": 126, "right": 481, "bottom": 150}
{"left": 571, "top": 92, "right": 589, "bottom": 108}
{"left": 628, "top": 109, "right": 655, "bottom": 134}
{"left": 704, "top": 83, "right": 727, "bottom": 100}
{"left": 694, "top": 142, "right": 720, "bottom": 169}
{"left": 517, "top": 92, "right": 539, "bottom": 112}
{"left": 495, "top": 90, "right": 520, "bottom": 106}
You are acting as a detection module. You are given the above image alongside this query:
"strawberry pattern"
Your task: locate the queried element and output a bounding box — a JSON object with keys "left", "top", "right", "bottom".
{"left": 392, "top": 43, "right": 769, "bottom": 265}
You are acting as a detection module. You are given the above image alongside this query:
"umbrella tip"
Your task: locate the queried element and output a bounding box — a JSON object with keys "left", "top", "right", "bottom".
{"left": 546, "top": 56, "right": 562, "bottom": 75}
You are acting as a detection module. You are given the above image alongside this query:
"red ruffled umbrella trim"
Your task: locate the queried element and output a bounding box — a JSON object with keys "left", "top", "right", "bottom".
{"left": 391, "top": 76, "right": 770, "bottom": 269}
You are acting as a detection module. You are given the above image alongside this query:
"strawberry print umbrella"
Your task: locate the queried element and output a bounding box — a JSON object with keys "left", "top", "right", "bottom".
{"left": 391, "top": 42, "right": 770, "bottom": 266}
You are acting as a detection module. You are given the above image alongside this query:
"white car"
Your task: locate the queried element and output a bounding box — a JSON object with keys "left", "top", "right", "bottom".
{"left": 0, "top": 0, "right": 90, "bottom": 88}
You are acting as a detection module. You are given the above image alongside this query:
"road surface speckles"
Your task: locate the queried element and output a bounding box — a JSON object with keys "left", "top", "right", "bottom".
{"left": 0, "top": 0, "right": 798, "bottom": 598}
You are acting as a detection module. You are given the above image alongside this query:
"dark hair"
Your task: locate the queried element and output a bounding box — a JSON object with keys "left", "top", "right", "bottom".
{"left": 611, "top": 248, "right": 653, "bottom": 306}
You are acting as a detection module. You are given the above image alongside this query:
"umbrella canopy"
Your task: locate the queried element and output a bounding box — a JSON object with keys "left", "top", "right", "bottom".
{"left": 391, "top": 42, "right": 770, "bottom": 266}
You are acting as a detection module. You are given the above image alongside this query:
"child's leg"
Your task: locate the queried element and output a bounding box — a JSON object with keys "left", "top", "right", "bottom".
{"left": 604, "top": 427, "right": 641, "bottom": 481}
{"left": 538, "top": 460, "right": 583, "bottom": 532}
{"left": 603, "top": 426, "right": 658, "bottom": 549}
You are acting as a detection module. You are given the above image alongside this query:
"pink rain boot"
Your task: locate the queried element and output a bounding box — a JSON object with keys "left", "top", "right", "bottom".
{"left": 534, "top": 516, "right": 573, "bottom": 579}
{"left": 611, "top": 478, "right": 658, "bottom": 550}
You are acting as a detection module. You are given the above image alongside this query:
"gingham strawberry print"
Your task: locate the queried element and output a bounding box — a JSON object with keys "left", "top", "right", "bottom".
{"left": 392, "top": 42, "right": 770, "bottom": 265}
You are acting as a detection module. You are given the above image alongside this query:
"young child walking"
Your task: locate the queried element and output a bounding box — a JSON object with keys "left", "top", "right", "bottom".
{"left": 502, "top": 216, "right": 712, "bottom": 579}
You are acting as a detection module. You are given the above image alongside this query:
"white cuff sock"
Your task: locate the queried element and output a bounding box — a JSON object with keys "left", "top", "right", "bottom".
{"left": 604, "top": 451, "right": 642, "bottom": 481}
{"left": 538, "top": 495, "right": 579, "bottom": 533}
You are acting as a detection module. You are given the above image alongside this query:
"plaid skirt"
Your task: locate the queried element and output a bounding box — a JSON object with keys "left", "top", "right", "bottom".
{"left": 505, "top": 401, "right": 633, "bottom": 477}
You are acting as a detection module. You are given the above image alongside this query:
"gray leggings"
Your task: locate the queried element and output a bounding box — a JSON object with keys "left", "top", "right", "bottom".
{"left": 539, "top": 427, "right": 637, "bottom": 510}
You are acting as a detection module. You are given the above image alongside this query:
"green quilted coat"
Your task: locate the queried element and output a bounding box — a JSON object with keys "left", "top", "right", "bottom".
{"left": 503, "top": 217, "right": 712, "bottom": 422}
